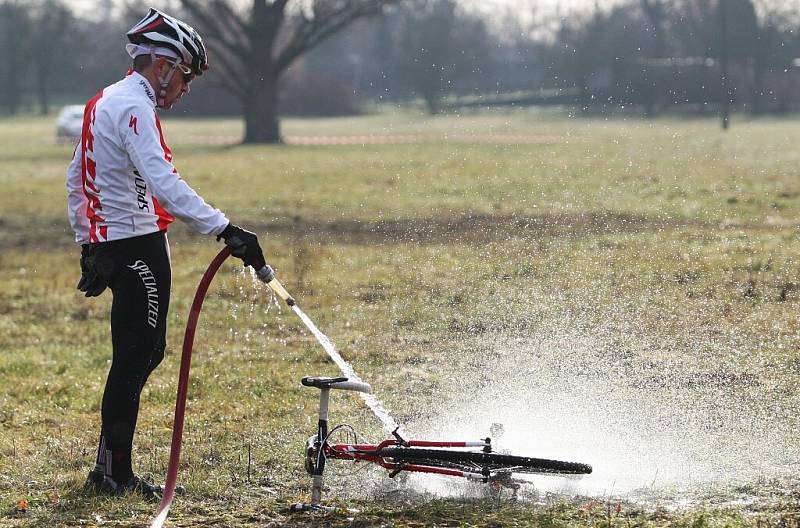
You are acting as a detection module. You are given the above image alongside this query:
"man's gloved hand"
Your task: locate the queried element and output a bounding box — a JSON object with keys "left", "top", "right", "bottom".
{"left": 77, "top": 244, "right": 110, "bottom": 297}
{"left": 217, "top": 223, "right": 266, "bottom": 270}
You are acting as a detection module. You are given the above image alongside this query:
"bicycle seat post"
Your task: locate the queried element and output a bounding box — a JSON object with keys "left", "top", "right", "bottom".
{"left": 311, "top": 386, "right": 331, "bottom": 504}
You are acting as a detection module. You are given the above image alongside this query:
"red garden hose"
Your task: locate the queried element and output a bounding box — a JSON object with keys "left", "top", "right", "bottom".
{"left": 150, "top": 246, "right": 232, "bottom": 528}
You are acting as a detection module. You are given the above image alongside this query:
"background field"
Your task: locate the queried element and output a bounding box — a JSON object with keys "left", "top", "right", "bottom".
{"left": 1, "top": 111, "right": 799, "bottom": 527}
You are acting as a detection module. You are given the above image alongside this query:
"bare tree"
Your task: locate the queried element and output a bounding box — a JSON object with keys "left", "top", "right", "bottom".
{"left": 402, "top": 1, "right": 456, "bottom": 114}
{"left": 30, "top": 0, "right": 73, "bottom": 115}
{"left": 395, "top": 0, "right": 468, "bottom": 114}
{"left": 719, "top": 0, "right": 730, "bottom": 128}
{"left": 180, "top": 0, "right": 401, "bottom": 143}
{"left": 0, "top": 1, "right": 31, "bottom": 115}
{"left": 640, "top": 0, "right": 668, "bottom": 115}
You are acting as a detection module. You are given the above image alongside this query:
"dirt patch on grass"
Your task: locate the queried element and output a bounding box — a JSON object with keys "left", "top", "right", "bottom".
{"left": 233, "top": 212, "right": 705, "bottom": 245}
{"left": 1, "top": 211, "right": 782, "bottom": 251}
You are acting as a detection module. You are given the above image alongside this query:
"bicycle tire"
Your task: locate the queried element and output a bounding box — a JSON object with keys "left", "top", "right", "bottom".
{"left": 376, "top": 447, "right": 592, "bottom": 475}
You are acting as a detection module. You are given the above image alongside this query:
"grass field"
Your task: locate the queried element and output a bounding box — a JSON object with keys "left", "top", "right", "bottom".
{"left": 1, "top": 109, "right": 800, "bottom": 527}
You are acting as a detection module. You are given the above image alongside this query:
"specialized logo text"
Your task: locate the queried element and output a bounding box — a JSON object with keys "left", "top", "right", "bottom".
{"left": 133, "top": 170, "right": 149, "bottom": 211}
{"left": 127, "top": 260, "right": 159, "bottom": 328}
{"left": 139, "top": 80, "right": 155, "bottom": 104}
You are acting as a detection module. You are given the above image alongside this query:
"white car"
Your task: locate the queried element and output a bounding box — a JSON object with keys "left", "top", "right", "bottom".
{"left": 56, "top": 105, "right": 84, "bottom": 142}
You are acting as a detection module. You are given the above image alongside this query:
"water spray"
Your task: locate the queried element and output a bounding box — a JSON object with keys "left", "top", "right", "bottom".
{"left": 150, "top": 249, "right": 398, "bottom": 528}
{"left": 256, "top": 263, "right": 400, "bottom": 433}
{"left": 255, "top": 264, "right": 296, "bottom": 307}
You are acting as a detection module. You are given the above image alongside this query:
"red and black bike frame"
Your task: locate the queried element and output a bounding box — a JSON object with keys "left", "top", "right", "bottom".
{"left": 322, "top": 438, "right": 492, "bottom": 481}
{"left": 307, "top": 377, "right": 495, "bottom": 483}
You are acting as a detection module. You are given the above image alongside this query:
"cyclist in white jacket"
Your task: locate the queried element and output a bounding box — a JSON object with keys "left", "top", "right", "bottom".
{"left": 66, "top": 8, "right": 263, "bottom": 496}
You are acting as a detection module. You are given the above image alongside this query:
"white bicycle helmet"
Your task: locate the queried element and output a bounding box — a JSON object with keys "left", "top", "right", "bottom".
{"left": 127, "top": 7, "right": 209, "bottom": 76}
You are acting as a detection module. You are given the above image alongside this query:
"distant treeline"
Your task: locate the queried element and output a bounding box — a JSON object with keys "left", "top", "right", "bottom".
{"left": 2, "top": 0, "right": 800, "bottom": 117}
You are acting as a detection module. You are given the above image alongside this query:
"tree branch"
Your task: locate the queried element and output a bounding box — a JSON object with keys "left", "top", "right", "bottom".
{"left": 181, "top": 0, "right": 251, "bottom": 61}
{"left": 210, "top": 0, "right": 247, "bottom": 33}
{"left": 276, "top": 0, "right": 396, "bottom": 72}
{"left": 213, "top": 69, "right": 247, "bottom": 100}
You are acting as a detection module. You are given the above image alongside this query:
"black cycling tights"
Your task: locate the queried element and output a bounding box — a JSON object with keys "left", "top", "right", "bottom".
{"left": 92, "top": 231, "right": 171, "bottom": 483}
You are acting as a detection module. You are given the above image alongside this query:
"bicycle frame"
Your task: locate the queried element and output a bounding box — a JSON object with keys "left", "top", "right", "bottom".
{"left": 325, "top": 438, "right": 492, "bottom": 481}
{"left": 293, "top": 376, "right": 590, "bottom": 513}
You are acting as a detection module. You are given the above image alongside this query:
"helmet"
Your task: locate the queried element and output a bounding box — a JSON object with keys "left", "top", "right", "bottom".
{"left": 127, "top": 8, "right": 209, "bottom": 76}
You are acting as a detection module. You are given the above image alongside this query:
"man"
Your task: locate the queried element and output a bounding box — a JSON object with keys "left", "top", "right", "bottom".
{"left": 66, "top": 8, "right": 264, "bottom": 496}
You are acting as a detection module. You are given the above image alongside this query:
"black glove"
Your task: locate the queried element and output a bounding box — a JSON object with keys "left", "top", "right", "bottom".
{"left": 217, "top": 223, "right": 266, "bottom": 270}
{"left": 77, "top": 244, "right": 111, "bottom": 297}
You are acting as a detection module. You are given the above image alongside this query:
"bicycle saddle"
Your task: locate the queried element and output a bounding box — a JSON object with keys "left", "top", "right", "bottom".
{"left": 301, "top": 376, "right": 371, "bottom": 393}
{"left": 302, "top": 376, "right": 348, "bottom": 388}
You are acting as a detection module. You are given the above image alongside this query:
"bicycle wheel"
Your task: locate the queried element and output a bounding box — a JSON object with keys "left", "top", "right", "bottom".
{"left": 377, "top": 447, "right": 592, "bottom": 475}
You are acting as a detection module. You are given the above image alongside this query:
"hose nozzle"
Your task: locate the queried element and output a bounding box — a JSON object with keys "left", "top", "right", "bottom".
{"left": 256, "top": 265, "right": 275, "bottom": 283}
{"left": 256, "top": 265, "right": 295, "bottom": 306}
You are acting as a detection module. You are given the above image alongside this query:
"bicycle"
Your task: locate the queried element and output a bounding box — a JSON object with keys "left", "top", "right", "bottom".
{"left": 290, "top": 376, "right": 592, "bottom": 512}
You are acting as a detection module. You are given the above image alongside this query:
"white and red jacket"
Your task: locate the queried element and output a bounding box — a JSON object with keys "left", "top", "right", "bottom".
{"left": 66, "top": 71, "right": 228, "bottom": 245}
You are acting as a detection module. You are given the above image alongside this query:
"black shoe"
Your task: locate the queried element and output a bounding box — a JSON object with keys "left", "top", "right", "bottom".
{"left": 100, "top": 474, "right": 163, "bottom": 499}
{"left": 86, "top": 469, "right": 105, "bottom": 492}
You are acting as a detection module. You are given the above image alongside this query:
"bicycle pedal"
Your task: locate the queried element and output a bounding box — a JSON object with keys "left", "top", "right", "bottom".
{"left": 389, "top": 463, "right": 406, "bottom": 478}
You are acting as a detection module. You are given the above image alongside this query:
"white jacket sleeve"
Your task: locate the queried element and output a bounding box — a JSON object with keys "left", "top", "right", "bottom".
{"left": 66, "top": 143, "right": 90, "bottom": 245}
{"left": 121, "top": 106, "right": 228, "bottom": 236}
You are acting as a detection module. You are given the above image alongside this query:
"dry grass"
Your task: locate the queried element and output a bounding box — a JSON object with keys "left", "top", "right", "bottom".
{"left": 1, "top": 110, "right": 799, "bottom": 526}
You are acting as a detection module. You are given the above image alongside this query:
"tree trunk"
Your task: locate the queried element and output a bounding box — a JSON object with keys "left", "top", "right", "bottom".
{"left": 38, "top": 68, "right": 49, "bottom": 116}
{"left": 422, "top": 90, "right": 440, "bottom": 115}
{"left": 640, "top": 0, "right": 666, "bottom": 117}
{"left": 243, "top": 72, "right": 281, "bottom": 144}
{"left": 642, "top": 70, "right": 657, "bottom": 117}
{"left": 2, "top": 70, "right": 22, "bottom": 115}
{"left": 750, "top": 28, "right": 767, "bottom": 116}
{"left": 719, "top": 0, "right": 730, "bottom": 130}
